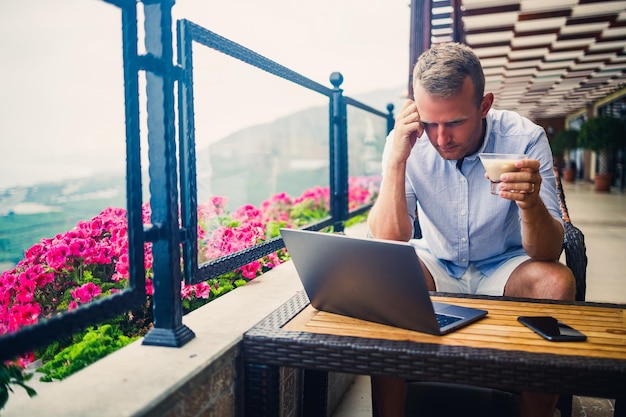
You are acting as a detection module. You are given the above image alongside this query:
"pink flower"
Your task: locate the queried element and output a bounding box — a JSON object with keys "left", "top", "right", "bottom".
{"left": 115, "top": 253, "right": 130, "bottom": 278}
{"left": 181, "top": 284, "right": 195, "bottom": 300}
{"left": 71, "top": 282, "right": 102, "bottom": 304}
{"left": 69, "top": 238, "right": 90, "bottom": 257}
{"left": 13, "top": 353, "right": 35, "bottom": 368}
{"left": 24, "top": 243, "right": 46, "bottom": 261}
{"left": 240, "top": 261, "right": 261, "bottom": 279}
{"left": 44, "top": 243, "right": 71, "bottom": 271}
{"left": 145, "top": 279, "right": 154, "bottom": 296}
{"left": 9, "top": 303, "right": 40, "bottom": 330}
{"left": 1, "top": 271, "right": 18, "bottom": 289}
{"left": 194, "top": 282, "right": 211, "bottom": 299}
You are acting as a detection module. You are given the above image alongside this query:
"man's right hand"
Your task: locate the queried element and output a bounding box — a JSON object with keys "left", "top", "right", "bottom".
{"left": 389, "top": 99, "right": 424, "bottom": 165}
{"left": 367, "top": 100, "right": 422, "bottom": 242}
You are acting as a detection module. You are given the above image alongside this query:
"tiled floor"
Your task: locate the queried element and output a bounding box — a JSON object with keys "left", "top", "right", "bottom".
{"left": 564, "top": 181, "right": 626, "bottom": 305}
{"left": 334, "top": 180, "right": 626, "bottom": 417}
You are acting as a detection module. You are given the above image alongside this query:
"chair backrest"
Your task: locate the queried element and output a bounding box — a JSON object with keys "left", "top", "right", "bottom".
{"left": 553, "top": 161, "right": 588, "bottom": 301}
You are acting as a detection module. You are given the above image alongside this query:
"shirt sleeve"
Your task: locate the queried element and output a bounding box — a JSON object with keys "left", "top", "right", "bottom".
{"left": 527, "top": 125, "right": 565, "bottom": 229}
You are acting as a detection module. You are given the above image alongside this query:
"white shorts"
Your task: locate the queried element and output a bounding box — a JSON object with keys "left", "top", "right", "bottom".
{"left": 413, "top": 244, "right": 530, "bottom": 296}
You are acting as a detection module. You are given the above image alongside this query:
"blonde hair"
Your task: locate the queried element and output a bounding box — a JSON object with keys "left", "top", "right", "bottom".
{"left": 413, "top": 42, "right": 485, "bottom": 107}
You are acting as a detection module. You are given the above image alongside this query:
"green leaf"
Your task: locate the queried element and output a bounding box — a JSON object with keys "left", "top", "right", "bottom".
{"left": 0, "top": 363, "right": 37, "bottom": 410}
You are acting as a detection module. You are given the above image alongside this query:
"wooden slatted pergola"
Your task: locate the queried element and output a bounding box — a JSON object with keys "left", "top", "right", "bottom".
{"left": 409, "top": 0, "right": 626, "bottom": 121}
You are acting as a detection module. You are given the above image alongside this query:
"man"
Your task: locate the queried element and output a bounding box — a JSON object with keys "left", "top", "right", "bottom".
{"left": 367, "top": 42, "right": 575, "bottom": 417}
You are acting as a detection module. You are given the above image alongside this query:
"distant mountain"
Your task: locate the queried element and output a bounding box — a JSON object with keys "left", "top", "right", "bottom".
{"left": 0, "top": 85, "right": 403, "bottom": 271}
{"left": 0, "top": 175, "right": 126, "bottom": 216}
{"left": 197, "top": 85, "right": 404, "bottom": 208}
{"left": 0, "top": 175, "right": 127, "bottom": 271}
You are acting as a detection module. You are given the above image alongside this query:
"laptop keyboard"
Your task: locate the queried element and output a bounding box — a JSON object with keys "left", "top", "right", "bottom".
{"left": 436, "top": 313, "right": 463, "bottom": 328}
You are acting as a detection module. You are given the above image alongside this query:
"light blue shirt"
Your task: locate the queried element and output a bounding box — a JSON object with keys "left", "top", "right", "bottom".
{"left": 381, "top": 109, "right": 563, "bottom": 278}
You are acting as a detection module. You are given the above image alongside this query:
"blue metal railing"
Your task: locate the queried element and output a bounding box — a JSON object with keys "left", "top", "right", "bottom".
{"left": 0, "top": 0, "right": 394, "bottom": 358}
{"left": 175, "top": 19, "right": 394, "bottom": 288}
{"left": 0, "top": 0, "right": 149, "bottom": 360}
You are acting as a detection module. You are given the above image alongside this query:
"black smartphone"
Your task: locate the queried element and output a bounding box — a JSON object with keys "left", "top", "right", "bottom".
{"left": 518, "top": 316, "right": 587, "bottom": 342}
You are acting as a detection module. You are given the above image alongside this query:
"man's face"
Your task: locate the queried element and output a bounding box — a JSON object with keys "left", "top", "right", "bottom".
{"left": 414, "top": 77, "right": 492, "bottom": 161}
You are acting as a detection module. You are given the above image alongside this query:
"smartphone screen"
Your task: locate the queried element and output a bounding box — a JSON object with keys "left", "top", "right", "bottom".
{"left": 518, "top": 316, "right": 587, "bottom": 342}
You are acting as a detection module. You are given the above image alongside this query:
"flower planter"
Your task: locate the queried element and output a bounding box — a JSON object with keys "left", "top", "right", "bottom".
{"left": 562, "top": 168, "right": 576, "bottom": 182}
{"left": 594, "top": 173, "right": 613, "bottom": 192}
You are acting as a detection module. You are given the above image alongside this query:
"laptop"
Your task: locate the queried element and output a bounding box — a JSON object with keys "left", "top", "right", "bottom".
{"left": 280, "top": 228, "right": 487, "bottom": 335}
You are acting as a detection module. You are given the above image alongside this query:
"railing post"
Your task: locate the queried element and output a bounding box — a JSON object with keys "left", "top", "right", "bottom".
{"left": 329, "top": 72, "right": 348, "bottom": 233}
{"left": 386, "top": 103, "right": 395, "bottom": 134}
{"left": 176, "top": 19, "right": 199, "bottom": 285}
{"left": 141, "top": 0, "right": 195, "bottom": 347}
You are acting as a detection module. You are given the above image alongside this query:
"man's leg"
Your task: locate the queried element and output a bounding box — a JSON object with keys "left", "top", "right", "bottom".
{"left": 519, "top": 391, "right": 560, "bottom": 417}
{"left": 370, "top": 260, "right": 434, "bottom": 417}
{"left": 505, "top": 260, "right": 576, "bottom": 417}
{"left": 371, "top": 376, "right": 407, "bottom": 417}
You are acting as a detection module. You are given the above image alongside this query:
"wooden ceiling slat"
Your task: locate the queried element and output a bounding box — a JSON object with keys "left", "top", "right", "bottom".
{"left": 461, "top": 4, "right": 520, "bottom": 17}
{"left": 453, "top": 0, "right": 626, "bottom": 119}
{"left": 518, "top": 9, "right": 572, "bottom": 22}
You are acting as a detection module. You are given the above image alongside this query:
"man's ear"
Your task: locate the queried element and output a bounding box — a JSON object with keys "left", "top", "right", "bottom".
{"left": 480, "top": 92, "right": 494, "bottom": 117}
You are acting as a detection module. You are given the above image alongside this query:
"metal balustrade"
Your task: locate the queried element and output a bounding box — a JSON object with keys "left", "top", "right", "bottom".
{"left": 0, "top": 0, "right": 394, "bottom": 358}
{"left": 0, "top": 0, "right": 148, "bottom": 361}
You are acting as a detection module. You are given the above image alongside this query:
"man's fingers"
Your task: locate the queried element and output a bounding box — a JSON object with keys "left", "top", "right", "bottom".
{"left": 416, "top": 122, "right": 424, "bottom": 138}
{"left": 397, "top": 100, "right": 423, "bottom": 138}
{"left": 515, "top": 159, "right": 540, "bottom": 171}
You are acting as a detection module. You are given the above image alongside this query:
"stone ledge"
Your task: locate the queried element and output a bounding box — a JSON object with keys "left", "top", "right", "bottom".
{"left": 2, "top": 261, "right": 304, "bottom": 417}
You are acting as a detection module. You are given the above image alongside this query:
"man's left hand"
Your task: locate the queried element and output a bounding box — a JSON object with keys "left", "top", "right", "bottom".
{"left": 498, "top": 159, "right": 541, "bottom": 208}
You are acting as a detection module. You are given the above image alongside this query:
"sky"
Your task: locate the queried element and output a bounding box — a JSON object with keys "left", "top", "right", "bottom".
{"left": 0, "top": 0, "right": 410, "bottom": 189}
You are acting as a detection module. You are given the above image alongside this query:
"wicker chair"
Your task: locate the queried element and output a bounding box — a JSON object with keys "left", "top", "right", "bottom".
{"left": 378, "top": 161, "right": 589, "bottom": 417}
{"left": 554, "top": 162, "right": 587, "bottom": 303}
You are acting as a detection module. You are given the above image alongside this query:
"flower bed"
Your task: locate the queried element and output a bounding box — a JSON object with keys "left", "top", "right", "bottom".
{"left": 0, "top": 177, "right": 380, "bottom": 381}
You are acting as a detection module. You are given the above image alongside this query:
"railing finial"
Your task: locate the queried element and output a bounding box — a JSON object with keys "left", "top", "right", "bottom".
{"left": 329, "top": 71, "right": 344, "bottom": 88}
{"left": 386, "top": 103, "right": 395, "bottom": 134}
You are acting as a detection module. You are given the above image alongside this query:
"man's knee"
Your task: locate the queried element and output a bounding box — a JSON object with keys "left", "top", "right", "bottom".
{"left": 506, "top": 261, "right": 575, "bottom": 300}
{"left": 548, "top": 263, "right": 576, "bottom": 300}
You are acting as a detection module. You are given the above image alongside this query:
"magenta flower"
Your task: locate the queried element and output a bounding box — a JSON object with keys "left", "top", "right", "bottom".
{"left": 240, "top": 260, "right": 261, "bottom": 279}
{"left": 145, "top": 279, "right": 154, "bottom": 296}
{"left": 193, "top": 282, "right": 211, "bottom": 299}
{"left": 71, "top": 282, "right": 102, "bottom": 304}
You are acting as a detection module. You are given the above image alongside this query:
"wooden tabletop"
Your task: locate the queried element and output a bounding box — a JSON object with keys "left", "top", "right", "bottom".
{"left": 283, "top": 295, "right": 626, "bottom": 361}
{"left": 244, "top": 291, "right": 626, "bottom": 399}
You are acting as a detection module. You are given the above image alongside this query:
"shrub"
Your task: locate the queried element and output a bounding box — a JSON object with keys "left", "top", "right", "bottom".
{"left": 550, "top": 129, "right": 578, "bottom": 158}
{"left": 38, "top": 325, "right": 137, "bottom": 382}
{"left": 577, "top": 116, "right": 625, "bottom": 153}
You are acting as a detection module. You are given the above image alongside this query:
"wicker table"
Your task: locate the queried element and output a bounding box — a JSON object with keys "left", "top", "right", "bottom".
{"left": 243, "top": 290, "right": 626, "bottom": 417}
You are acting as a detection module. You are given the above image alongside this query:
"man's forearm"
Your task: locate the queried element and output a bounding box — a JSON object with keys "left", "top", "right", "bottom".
{"left": 521, "top": 204, "right": 564, "bottom": 261}
{"left": 368, "top": 164, "right": 414, "bottom": 241}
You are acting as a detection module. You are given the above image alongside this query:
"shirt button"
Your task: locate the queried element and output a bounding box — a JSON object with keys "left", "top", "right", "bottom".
{"left": 461, "top": 237, "right": 467, "bottom": 243}
{"left": 460, "top": 209, "right": 467, "bottom": 216}
{"left": 461, "top": 258, "right": 467, "bottom": 263}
